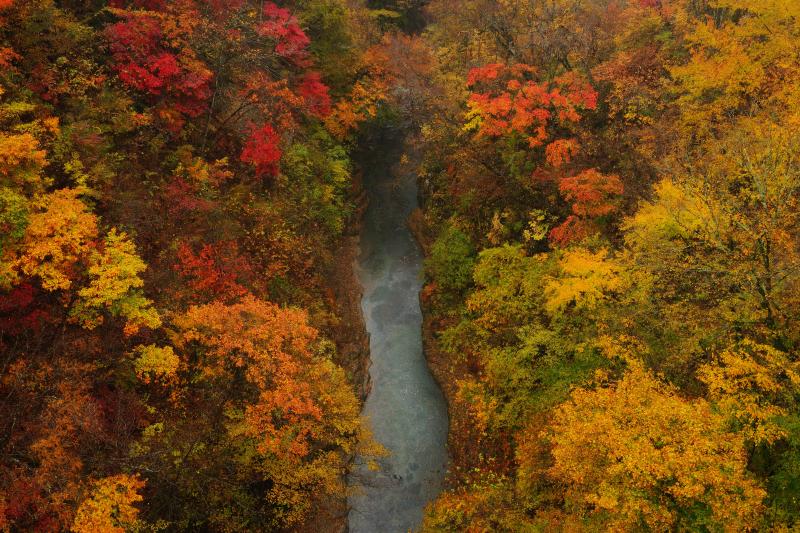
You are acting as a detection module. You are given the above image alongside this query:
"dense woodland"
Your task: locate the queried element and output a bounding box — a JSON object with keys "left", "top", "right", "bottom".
{"left": 412, "top": 0, "right": 800, "bottom": 531}
{"left": 0, "top": 0, "right": 391, "bottom": 530}
{"left": 0, "top": 0, "right": 799, "bottom": 531}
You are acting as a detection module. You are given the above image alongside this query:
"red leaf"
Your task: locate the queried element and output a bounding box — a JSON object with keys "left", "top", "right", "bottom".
{"left": 240, "top": 124, "right": 282, "bottom": 178}
{"left": 298, "top": 72, "right": 331, "bottom": 117}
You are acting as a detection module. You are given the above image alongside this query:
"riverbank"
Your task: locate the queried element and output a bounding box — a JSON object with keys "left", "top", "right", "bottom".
{"left": 297, "top": 171, "right": 371, "bottom": 533}
{"left": 408, "top": 208, "right": 484, "bottom": 490}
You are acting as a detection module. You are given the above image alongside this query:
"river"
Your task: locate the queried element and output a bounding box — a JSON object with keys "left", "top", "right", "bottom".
{"left": 347, "top": 136, "right": 449, "bottom": 533}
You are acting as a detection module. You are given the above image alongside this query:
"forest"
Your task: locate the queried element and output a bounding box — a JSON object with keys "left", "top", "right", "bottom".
{"left": 0, "top": 0, "right": 799, "bottom": 532}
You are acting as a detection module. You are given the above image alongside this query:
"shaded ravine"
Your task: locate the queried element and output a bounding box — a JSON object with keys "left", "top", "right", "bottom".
{"left": 347, "top": 137, "right": 449, "bottom": 532}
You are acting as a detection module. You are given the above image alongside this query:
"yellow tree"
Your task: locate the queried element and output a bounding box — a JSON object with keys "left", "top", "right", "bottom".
{"left": 623, "top": 122, "right": 800, "bottom": 346}
{"left": 671, "top": 0, "right": 800, "bottom": 142}
{"left": 132, "top": 344, "right": 179, "bottom": 386}
{"left": 14, "top": 188, "right": 98, "bottom": 291}
{"left": 699, "top": 339, "right": 800, "bottom": 446}
{"left": 0, "top": 132, "right": 48, "bottom": 192}
{"left": 70, "top": 228, "right": 160, "bottom": 335}
{"left": 543, "top": 247, "right": 625, "bottom": 317}
{"left": 534, "top": 361, "right": 766, "bottom": 531}
{"left": 71, "top": 475, "right": 145, "bottom": 533}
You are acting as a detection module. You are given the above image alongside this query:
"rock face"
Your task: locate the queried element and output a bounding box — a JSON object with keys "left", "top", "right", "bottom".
{"left": 347, "top": 136, "right": 449, "bottom": 533}
{"left": 330, "top": 173, "right": 372, "bottom": 401}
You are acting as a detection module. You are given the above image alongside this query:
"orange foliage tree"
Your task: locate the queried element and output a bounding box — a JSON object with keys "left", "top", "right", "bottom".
{"left": 163, "top": 296, "right": 363, "bottom": 526}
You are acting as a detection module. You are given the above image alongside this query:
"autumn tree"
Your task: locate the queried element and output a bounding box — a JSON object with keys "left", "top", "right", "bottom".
{"left": 535, "top": 360, "right": 766, "bottom": 530}
{"left": 71, "top": 475, "right": 145, "bottom": 533}
{"left": 129, "top": 296, "right": 364, "bottom": 529}
{"left": 411, "top": 0, "right": 800, "bottom": 530}
{"left": 699, "top": 340, "right": 800, "bottom": 446}
{"left": 0, "top": 1, "right": 371, "bottom": 531}
{"left": 104, "top": 7, "right": 213, "bottom": 130}
{"left": 623, "top": 123, "right": 800, "bottom": 355}
{"left": 71, "top": 229, "right": 160, "bottom": 334}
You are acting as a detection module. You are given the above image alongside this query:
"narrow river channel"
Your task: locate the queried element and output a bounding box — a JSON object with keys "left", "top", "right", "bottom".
{"left": 347, "top": 137, "right": 449, "bottom": 533}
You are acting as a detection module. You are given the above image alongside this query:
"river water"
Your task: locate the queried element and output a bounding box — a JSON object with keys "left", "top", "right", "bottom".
{"left": 347, "top": 141, "right": 449, "bottom": 532}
